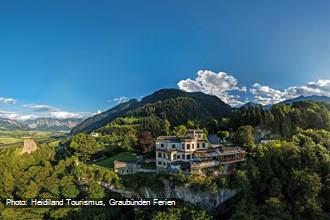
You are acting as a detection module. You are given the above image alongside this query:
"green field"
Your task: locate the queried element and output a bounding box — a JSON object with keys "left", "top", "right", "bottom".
{"left": 0, "top": 130, "right": 61, "bottom": 146}
{"left": 96, "top": 152, "right": 138, "bottom": 169}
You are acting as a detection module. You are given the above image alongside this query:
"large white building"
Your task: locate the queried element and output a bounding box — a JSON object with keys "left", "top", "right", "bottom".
{"left": 155, "top": 129, "right": 246, "bottom": 173}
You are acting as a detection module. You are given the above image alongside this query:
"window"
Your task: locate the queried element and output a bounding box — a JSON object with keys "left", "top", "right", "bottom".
{"left": 192, "top": 143, "right": 194, "bottom": 149}
{"left": 197, "top": 143, "right": 200, "bottom": 148}
{"left": 172, "top": 144, "right": 176, "bottom": 149}
{"left": 177, "top": 154, "right": 180, "bottom": 159}
{"left": 158, "top": 161, "right": 161, "bottom": 165}
{"left": 163, "top": 162, "right": 166, "bottom": 166}
{"left": 182, "top": 143, "right": 184, "bottom": 149}
{"left": 158, "top": 152, "right": 161, "bottom": 158}
{"left": 187, "top": 144, "right": 190, "bottom": 150}
{"left": 202, "top": 143, "right": 206, "bottom": 148}
{"left": 187, "top": 155, "right": 191, "bottom": 160}
{"left": 182, "top": 155, "right": 185, "bottom": 160}
{"left": 161, "top": 143, "right": 164, "bottom": 148}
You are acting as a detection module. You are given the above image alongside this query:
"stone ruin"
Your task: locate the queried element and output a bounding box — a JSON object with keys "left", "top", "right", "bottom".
{"left": 21, "top": 137, "right": 38, "bottom": 154}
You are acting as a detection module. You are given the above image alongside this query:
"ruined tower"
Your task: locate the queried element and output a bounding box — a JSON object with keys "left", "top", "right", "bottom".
{"left": 21, "top": 137, "right": 38, "bottom": 154}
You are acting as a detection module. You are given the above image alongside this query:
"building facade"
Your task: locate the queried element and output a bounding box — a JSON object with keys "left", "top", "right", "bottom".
{"left": 155, "top": 129, "right": 246, "bottom": 173}
{"left": 113, "top": 160, "right": 141, "bottom": 175}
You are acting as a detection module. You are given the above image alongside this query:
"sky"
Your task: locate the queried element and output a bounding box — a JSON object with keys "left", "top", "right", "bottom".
{"left": 0, "top": 0, "right": 330, "bottom": 120}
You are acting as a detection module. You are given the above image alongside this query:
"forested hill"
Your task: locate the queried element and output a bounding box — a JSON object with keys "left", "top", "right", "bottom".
{"left": 71, "top": 89, "right": 232, "bottom": 135}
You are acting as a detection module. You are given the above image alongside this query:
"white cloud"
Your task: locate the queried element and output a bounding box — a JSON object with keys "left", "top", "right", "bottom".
{"left": 22, "top": 103, "right": 92, "bottom": 119}
{"left": 0, "top": 110, "right": 38, "bottom": 121}
{"left": 24, "top": 104, "right": 58, "bottom": 112}
{"left": 178, "top": 70, "right": 246, "bottom": 106}
{"left": 49, "top": 111, "right": 87, "bottom": 119}
{"left": 250, "top": 83, "right": 287, "bottom": 105}
{"left": 111, "top": 96, "right": 130, "bottom": 104}
{"left": 285, "top": 79, "right": 330, "bottom": 98}
{"left": 0, "top": 97, "right": 17, "bottom": 104}
{"left": 178, "top": 70, "right": 330, "bottom": 106}
{"left": 0, "top": 110, "right": 20, "bottom": 119}
{"left": 250, "top": 79, "right": 330, "bottom": 105}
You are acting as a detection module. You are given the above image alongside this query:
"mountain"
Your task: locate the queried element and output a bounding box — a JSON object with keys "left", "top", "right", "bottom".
{"left": 71, "top": 88, "right": 232, "bottom": 135}
{"left": 0, "top": 118, "right": 25, "bottom": 130}
{"left": 22, "top": 118, "right": 83, "bottom": 131}
{"left": 70, "top": 99, "right": 140, "bottom": 135}
{"left": 281, "top": 95, "right": 330, "bottom": 105}
{"left": 240, "top": 102, "right": 263, "bottom": 110}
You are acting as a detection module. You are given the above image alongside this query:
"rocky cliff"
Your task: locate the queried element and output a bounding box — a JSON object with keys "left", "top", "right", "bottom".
{"left": 139, "top": 179, "right": 236, "bottom": 211}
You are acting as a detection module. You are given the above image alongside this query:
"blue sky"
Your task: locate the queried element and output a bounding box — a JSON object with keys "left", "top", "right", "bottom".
{"left": 0, "top": 0, "right": 330, "bottom": 119}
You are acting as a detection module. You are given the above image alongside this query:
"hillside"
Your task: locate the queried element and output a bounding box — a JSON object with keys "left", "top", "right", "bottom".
{"left": 71, "top": 99, "right": 140, "bottom": 135}
{"left": 71, "top": 89, "right": 232, "bottom": 135}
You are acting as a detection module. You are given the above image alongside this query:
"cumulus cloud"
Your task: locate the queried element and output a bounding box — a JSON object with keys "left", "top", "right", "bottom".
{"left": 250, "top": 83, "right": 287, "bottom": 105}
{"left": 285, "top": 80, "right": 330, "bottom": 98}
{"left": 250, "top": 80, "right": 330, "bottom": 105}
{"left": 178, "top": 70, "right": 330, "bottom": 106}
{"left": 0, "top": 97, "right": 17, "bottom": 104}
{"left": 178, "top": 70, "right": 246, "bottom": 106}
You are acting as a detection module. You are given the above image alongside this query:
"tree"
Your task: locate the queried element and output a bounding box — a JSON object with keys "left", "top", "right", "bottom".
{"left": 138, "top": 131, "right": 155, "bottom": 155}
{"left": 217, "top": 131, "right": 230, "bottom": 143}
{"left": 289, "top": 170, "right": 323, "bottom": 219}
{"left": 161, "top": 119, "right": 171, "bottom": 135}
{"left": 186, "top": 120, "right": 197, "bottom": 129}
{"left": 174, "top": 125, "right": 187, "bottom": 137}
{"left": 231, "top": 197, "right": 261, "bottom": 220}
{"left": 69, "top": 133, "right": 100, "bottom": 162}
{"left": 87, "top": 181, "right": 105, "bottom": 199}
{"left": 235, "top": 125, "right": 255, "bottom": 150}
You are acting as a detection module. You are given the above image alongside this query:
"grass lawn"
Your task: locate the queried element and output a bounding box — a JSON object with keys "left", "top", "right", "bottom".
{"left": 96, "top": 152, "right": 138, "bottom": 169}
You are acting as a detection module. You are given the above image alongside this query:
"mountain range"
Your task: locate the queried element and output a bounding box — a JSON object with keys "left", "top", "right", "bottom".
{"left": 0, "top": 118, "right": 83, "bottom": 131}
{"left": 1, "top": 89, "right": 329, "bottom": 133}
{"left": 280, "top": 95, "right": 330, "bottom": 104}
{"left": 72, "top": 90, "right": 330, "bottom": 135}
{"left": 241, "top": 95, "right": 330, "bottom": 110}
